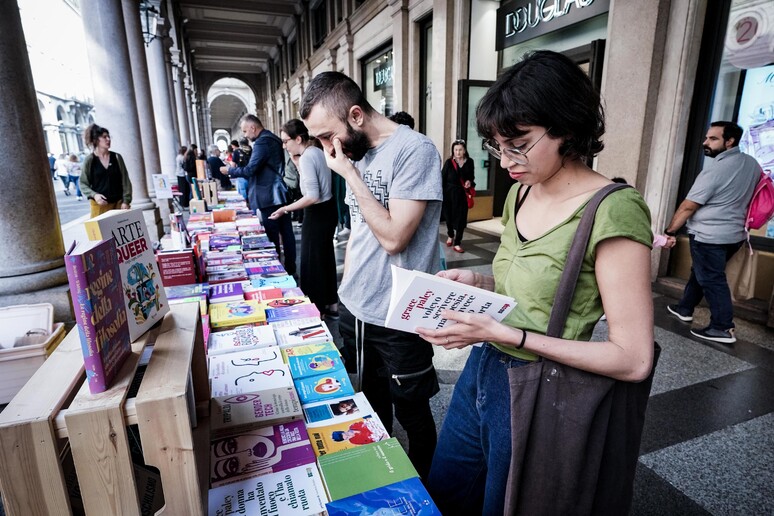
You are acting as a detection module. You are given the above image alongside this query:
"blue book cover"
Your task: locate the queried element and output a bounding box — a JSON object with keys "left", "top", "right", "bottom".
{"left": 265, "top": 303, "right": 320, "bottom": 323}
{"left": 287, "top": 350, "right": 345, "bottom": 379}
{"left": 293, "top": 371, "right": 355, "bottom": 404}
{"left": 250, "top": 274, "right": 297, "bottom": 289}
{"left": 325, "top": 477, "right": 442, "bottom": 516}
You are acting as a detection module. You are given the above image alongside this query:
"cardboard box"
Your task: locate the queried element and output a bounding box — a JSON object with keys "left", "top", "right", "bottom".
{"left": 190, "top": 199, "right": 206, "bottom": 213}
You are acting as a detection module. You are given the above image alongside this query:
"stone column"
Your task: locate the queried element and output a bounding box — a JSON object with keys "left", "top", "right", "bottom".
{"left": 191, "top": 93, "right": 202, "bottom": 151}
{"left": 185, "top": 83, "right": 196, "bottom": 146}
{"left": 146, "top": 28, "right": 179, "bottom": 177}
{"left": 0, "top": 1, "right": 70, "bottom": 320}
{"left": 164, "top": 42, "right": 182, "bottom": 143}
{"left": 172, "top": 54, "right": 192, "bottom": 146}
{"left": 80, "top": 0, "right": 155, "bottom": 215}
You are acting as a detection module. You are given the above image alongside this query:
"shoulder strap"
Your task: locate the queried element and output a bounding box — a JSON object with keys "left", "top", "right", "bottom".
{"left": 513, "top": 185, "right": 531, "bottom": 218}
{"left": 545, "top": 183, "right": 632, "bottom": 338}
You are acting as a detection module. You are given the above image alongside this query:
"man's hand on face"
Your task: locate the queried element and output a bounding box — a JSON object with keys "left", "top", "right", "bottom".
{"left": 325, "top": 137, "right": 358, "bottom": 180}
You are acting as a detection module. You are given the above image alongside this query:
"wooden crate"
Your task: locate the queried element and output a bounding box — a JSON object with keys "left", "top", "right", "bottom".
{"left": 0, "top": 303, "right": 210, "bottom": 515}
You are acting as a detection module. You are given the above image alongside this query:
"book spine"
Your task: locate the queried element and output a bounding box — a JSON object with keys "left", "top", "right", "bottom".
{"left": 65, "top": 253, "right": 108, "bottom": 393}
{"left": 83, "top": 219, "right": 103, "bottom": 241}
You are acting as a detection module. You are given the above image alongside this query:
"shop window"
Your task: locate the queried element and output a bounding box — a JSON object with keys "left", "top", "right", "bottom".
{"left": 361, "top": 44, "right": 394, "bottom": 117}
{"left": 289, "top": 39, "right": 298, "bottom": 75}
{"left": 419, "top": 15, "right": 432, "bottom": 135}
{"left": 312, "top": 1, "right": 329, "bottom": 48}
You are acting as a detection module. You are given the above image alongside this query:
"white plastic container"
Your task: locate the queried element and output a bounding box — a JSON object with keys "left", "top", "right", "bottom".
{"left": 0, "top": 303, "right": 66, "bottom": 404}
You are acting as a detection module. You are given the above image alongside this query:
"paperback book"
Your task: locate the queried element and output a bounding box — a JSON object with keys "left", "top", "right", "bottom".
{"left": 208, "top": 282, "right": 245, "bottom": 304}
{"left": 210, "top": 364, "right": 293, "bottom": 400}
{"left": 293, "top": 371, "right": 355, "bottom": 405}
{"left": 210, "top": 387, "right": 303, "bottom": 439}
{"left": 306, "top": 415, "right": 390, "bottom": 457}
{"left": 156, "top": 248, "right": 197, "bottom": 287}
{"left": 265, "top": 304, "right": 321, "bottom": 324}
{"left": 210, "top": 420, "right": 315, "bottom": 487}
{"left": 250, "top": 274, "right": 297, "bottom": 289}
{"left": 244, "top": 287, "right": 283, "bottom": 302}
{"left": 64, "top": 239, "right": 132, "bottom": 394}
{"left": 287, "top": 351, "right": 345, "bottom": 380}
{"left": 272, "top": 318, "right": 333, "bottom": 347}
{"left": 325, "top": 477, "right": 441, "bottom": 516}
{"left": 385, "top": 265, "right": 516, "bottom": 334}
{"left": 209, "top": 300, "right": 266, "bottom": 329}
{"left": 281, "top": 341, "right": 339, "bottom": 361}
{"left": 260, "top": 297, "right": 310, "bottom": 310}
{"left": 165, "top": 283, "right": 207, "bottom": 315}
{"left": 208, "top": 346, "right": 284, "bottom": 378}
{"left": 208, "top": 325, "right": 277, "bottom": 356}
{"left": 302, "top": 392, "right": 375, "bottom": 425}
{"left": 84, "top": 209, "right": 170, "bottom": 341}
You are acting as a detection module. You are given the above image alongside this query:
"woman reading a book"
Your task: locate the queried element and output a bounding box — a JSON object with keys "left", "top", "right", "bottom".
{"left": 416, "top": 51, "right": 655, "bottom": 515}
{"left": 79, "top": 124, "right": 132, "bottom": 217}
{"left": 269, "top": 119, "right": 339, "bottom": 320}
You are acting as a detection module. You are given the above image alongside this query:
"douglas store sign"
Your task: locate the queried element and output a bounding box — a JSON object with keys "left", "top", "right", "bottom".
{"left": 496, "top": 0, "right": 610, "bottom": 50}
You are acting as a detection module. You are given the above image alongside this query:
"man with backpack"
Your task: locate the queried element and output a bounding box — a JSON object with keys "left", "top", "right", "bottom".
{"left": 663, "top": 121, "right": 762, "bottom": 344}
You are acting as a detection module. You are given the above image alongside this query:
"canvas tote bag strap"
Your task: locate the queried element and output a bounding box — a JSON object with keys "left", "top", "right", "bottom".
{"left": 545, "top": 183, "right": 632, "bottom": 338}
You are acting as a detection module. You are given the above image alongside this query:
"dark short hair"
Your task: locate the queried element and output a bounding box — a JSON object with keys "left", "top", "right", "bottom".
{"left": 450, "top": 139, "right": 469, "bottom": 159}
{"left": 281, "top": 119, "right": 310, "bottom": 142}
{"left": 390, "top": 111, "right": 415, "bottom": 129}
{"left": 238, "top": 137, "right": 250, "bottom": 146}
{"left": 230, "top": 139, "right": 239, "bottom": 147}
{"left": 83, "top": 124, "right": 109, "bottom": 149}
{"left": 476, "top": 50, "right": 605, "bottom": 162}
{"left": 710, "top": 121, "right": 743, "bottom": 147}
{"left": 331, "top": 431, "right": 345, "bottom": 442}
{"left": 300, "top": 71, "right": 375, "bottom": 122}
{"left": 179, "top": 146, "right": 187, "bottom": 155}
{"left": 240, "top": 114, "right": 263, "bottom": 127}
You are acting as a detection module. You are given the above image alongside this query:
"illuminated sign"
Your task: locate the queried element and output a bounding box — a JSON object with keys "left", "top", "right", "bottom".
{"left": 374, "top": 60, "right": 393, "bottom": 91}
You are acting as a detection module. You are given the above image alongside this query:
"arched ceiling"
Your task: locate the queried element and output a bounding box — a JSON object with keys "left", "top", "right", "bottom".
{"left": 210, "top": 94, "right": 248, "bottom": 131}
{"left": 178, "top": 0, "right": 302, "bottom": 74}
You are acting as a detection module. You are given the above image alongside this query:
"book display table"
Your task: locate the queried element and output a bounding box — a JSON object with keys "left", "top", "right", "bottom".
{"left": 0, "top": 303, "right": 209, "bottom": 515}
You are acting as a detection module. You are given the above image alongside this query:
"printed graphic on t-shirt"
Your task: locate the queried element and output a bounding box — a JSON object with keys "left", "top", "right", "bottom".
{"left": 348, "top": 168, "right": 389, "bottom": 223}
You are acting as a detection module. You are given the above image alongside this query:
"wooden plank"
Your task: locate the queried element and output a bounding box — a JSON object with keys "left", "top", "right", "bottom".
{"left": 136, "top": 304, "right": 207, "bottom": 515}
{"left": 189, "top": 305, "right": 210, "bottom": 406}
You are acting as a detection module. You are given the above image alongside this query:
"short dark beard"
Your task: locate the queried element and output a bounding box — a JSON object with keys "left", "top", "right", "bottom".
{"left": 341, "top": 124, "right": 372, "bottom": 162}
{"left": 703, "top": 145, "right": 722, "bottom": 158}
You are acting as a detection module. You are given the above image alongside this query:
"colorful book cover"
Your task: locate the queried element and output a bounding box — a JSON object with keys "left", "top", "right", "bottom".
{"left": 208, "top": 325, "right": 277, "bottom": 356}
{"left": 156, "top": 248, "right": 197, "bottom": 287}
{"left": 208, "top": 282, "right": 245, "bottom": 304}
{"left": 208, "top": 464, "right": 327, "bottom": 516}
{"left": 208, "top": 346, "right": 284, "bottom": 378}
{"left": 209, "top": 300, "right": 266, "bottom": 329}
{"left": 243, "top": 249, "right": 278, "bottom": 261}
{"left": 208, "top": 269, "right": 248, "bottom": 285}
{"left": 317, "top": 438, "right": 418, "bottom": 501}
{"left": 83, "top": 209, "right": 170, "bottom": 342}
{"left": 293, "top": 372, "right": 355, "bottom": 405}
{"left": 260, "top": 297, "right": 310, "bottom": 311}
{"left": 64, "top": 239, "right": 132, "bottom": 394}
{"left": 245, "top": 264, "right": 286, "bottom": 276}
{"left": 282, "top": 287, "right": 306, "bottom": 298}
{"left": 265, "top": 304, "right": 321, "bottom": 324}
{"left": 210, "top": 387, "right": 303, "bottom": 439}
{"left": 210, "top": 364, "right": 293, "bottom": 400}
{"left": 165, "top": 283, "right": 208, "bottom": 299}
{"left": 250, "top": 274, "right": 297, "bottom": 289}
{"left": 210, "top": 420, "right": 315, "bottom": 487}
{"left": 385, "top": 265, "right": 516, "bottom": 334}
{"left": 287, "top": 351, "right": 345, "bottom": 380}
{"left": 281, "top": 341, "right": 339, "bottom": 361}
{"left": 244, "top": 287, "right": 283, "bottom": 301}
{"left": 272, "top": 318, "right": 333, "bottom": 347}
{"left": 307, "top": 415, "right": 390, "bottom": 457}
{"left": 302, "top": 393, "right": 375, "bottom": 425}
{"left": 325, "top": 477, "right": 441, "bottom": 516}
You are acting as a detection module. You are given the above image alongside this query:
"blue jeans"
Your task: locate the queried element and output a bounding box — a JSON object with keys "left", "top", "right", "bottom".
{"left": 259, "top": 205, "right": 297, "bottom": 275}
{"left": 678, "top": 234, "right": 743, "bottom": 330}
{"left": 427, "top": 343, "right": 530, "bottom": 515}
{"left": 236, "top": 178, "right": 248, "bottom": 200}
{"left": 68, "top": 176, "right": 81, "bottom": 197}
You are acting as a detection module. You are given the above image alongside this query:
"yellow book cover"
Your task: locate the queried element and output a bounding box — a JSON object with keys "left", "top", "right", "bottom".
{"left": 281, "top": 341, "right": 338, "bottom": 362}
{"left": 209, "top": 300, "right": 266, "bottom": 328}
{"left": 307, "top": 415, "right": 390, "bottom": 457}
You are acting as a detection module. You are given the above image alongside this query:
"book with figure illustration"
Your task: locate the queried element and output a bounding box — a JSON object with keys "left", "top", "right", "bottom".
{"left": 272, "top": 318, "right": 333, "bottom": 347}
{"left": 210, "top": 387, "right": 303, "bottom": 439}
{"left": 265, "top": 304, "right": 320, "bottom": 324}
{"left": 293, "top": 371, "right": 355, "bottom": 405}
{"left": 281, "top": 341, "right": 338, "bottom": 361}
{"left": 209, "top": 300, "right": 266, "bottom": 329}
{"left": 287, "top": 350, "right": 345, "bottom": 380}
{"left": 84, "top": 209, "right": 169, "bottom": 342}
{"left": 209, "top": 420, "right": 315, "bottom": 487}
{"left": 207, "top": 325, "right": 277, "bottom": 356}
{"left": 208, "top": 346, "right": 284, "bottom": 378}
{"left": 306, "top": 415, "right": 390, "bottom": 457}
{"left": 302, "top": 393, "right": 375, "bottom": 425}
{"left": 65, "top": 239, "right": 132, "bottom": 394}
{"left": 325, "top": 477, "right": 441, "bottom": 516}
{"left": 385, "top": 265, "right": 516, "bottom": 333}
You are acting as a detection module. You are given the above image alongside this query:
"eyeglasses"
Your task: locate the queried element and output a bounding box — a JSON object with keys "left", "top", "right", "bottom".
{"left": 483, "top": 127, "right": 552, "bottom": 165}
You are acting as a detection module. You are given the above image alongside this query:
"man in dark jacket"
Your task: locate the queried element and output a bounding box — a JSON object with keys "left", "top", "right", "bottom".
{"left": 223, "top": 114, "right": 296, "bottom": 274}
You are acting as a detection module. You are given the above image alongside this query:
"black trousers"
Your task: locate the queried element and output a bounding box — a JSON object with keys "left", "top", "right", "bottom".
{"left": 443, "top": 185, "right": 468, "bottom": 245}
{"left": 300, "top": 198, "right": 338, "bottom": 308}
{"left": 177, "top": 176, "right": 191, "bottom": 208}
{"left": 339, "top": 304, "right": 440, "bottom": 479}
{"left": 259, "top": 205, "right": 297, "bottom": 275}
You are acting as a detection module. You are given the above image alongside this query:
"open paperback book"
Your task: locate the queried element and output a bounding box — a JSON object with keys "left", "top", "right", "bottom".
{"left": 385, "top": 265, "right": 516, "bottom": 333}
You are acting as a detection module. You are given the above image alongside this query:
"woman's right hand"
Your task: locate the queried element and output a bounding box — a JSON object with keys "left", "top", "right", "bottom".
{"left": 437, "top": 268, "right": 476, "bottom": 286}
{"left": 93, "top": 193, "right": 107, "bottom": 205}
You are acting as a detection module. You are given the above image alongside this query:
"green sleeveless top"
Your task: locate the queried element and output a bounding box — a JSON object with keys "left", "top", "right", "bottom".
{"left": 491, "top": 184, "right": 653, "bottom": 360}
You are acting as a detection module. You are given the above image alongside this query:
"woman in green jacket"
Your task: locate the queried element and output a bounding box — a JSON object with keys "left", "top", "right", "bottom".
{"left": 79, "top": 124, "right": 132, "bottom": 217}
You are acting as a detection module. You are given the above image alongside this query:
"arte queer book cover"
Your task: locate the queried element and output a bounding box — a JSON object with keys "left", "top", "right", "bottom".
{"left": 210, "top": 387, "right": 303, "bottom": 439}
{"left": 385, "top": 265, "right": 516, "bottom": 333}
{"left": 64, "top": 240, "right": 131, "bottom": 394}
{"left": 84, "top": 209, "right": 169, "bottom": 342}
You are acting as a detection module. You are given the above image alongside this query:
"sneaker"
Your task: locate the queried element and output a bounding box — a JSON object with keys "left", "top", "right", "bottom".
{"left": 77, "top": 196, "right": 83, "bottom": 201}
{"left": 690, "top": 327, "right": 736, "bottom": 344}
{"left": 667, "top": 304, "right": 693, "bottom": 322}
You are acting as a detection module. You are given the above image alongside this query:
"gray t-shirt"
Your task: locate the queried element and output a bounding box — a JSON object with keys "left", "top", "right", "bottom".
{"left": 298, "top": 146, "right": 333, "bottom": 203}
{"left": 686, "top": 146, "right": 760, "bottom": 244}
{"left": 339, "top": 124, "right": 443, "bottom": 325}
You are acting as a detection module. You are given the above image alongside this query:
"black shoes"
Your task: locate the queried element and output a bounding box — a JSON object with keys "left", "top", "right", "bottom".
{"left": 667, "top": 304, "right": 693, "bottom": 322}
{"left": 690, "top": 327, "right": 736, "bottom": 344}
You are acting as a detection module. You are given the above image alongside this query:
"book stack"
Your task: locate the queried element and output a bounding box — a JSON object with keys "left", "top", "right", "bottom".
{"left": 164, "top": 283, "right": 208, "bottom": 315}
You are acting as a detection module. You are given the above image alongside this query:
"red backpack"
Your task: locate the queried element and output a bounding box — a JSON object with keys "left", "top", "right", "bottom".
{"left": 746, "top": 171, "right": 774, "bottom": 230}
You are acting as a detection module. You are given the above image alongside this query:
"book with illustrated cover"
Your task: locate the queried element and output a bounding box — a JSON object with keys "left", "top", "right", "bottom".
{"left": 84, "top": 209, "right": 169, "bottom": 342}
{"left": 245, "top": 264, "right": 286, "bottom": 276}
{"left": 385, "top": 265, "right": 516, "bottom": 334}
{"left": 265, "top": 304, "right": 320, "bottom": 324}
{"left": 272, "top": 318, "right": 333, "bottom": 347}
{"left": 208, "top": 346, "right": 284, "bottom": 378}
{"left": 281, "top": 341, "right": 338, "bottom": 361}
{"left": 210, "top": 387, "right": 303, "bottom": 439}
{"left": 325, "top": 477, "right": 441, "bottom": 516}
{"left": 208, "top": 282, "right": 245, "bottom": 304}
{"left": 250, "top": 274, "right": 297, "bottom": 289}
{"left": 209, "top": 300, "right": 266, "bottom": 329}
{"left": 287, "top": 351, "right": 345, "bottom": 380}
{"left": 244, "top": 287, "right": 283, "bottom": 301}
{"left": 282, "top": 287, "right": 305, "bottom": 298}
{"left": 65, "top": 239, "right": 132, "bottom": 394}
{"left": 306, "top": 415, "right": 390, "bottom": 457}
{"left": 302, "top": 393, "right": 374, "bottom": 425}
{"left": 293, "top": 372, "right": 355, "bottom": 405}
{"left": 207, "top": 325, "right": 277, "bottom": 356}
{"left": 260, "top": 297, "right": 310, "bottom": 311}
{"left": 317, "top": 438, "right": 418, "bottom": 502}
{"left": 210, "top": 420, "right": 315, "bottom": 487}
{"left": 208, "top": 464, "right": 327, "bottom": 516}
{"left": 210, "top": 363, "right": 293, "bottom": 400}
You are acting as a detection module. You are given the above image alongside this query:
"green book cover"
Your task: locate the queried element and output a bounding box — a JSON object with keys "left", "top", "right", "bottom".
{"left": 317, "top": 438, "right": 418, "bottom": 501}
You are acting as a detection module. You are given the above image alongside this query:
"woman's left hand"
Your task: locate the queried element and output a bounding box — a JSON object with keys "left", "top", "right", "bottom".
{"left": 416, "top": 310, "right": 500, "bottom": 350}
{"left": 268, "top": 208, "right": 285, "bottom": 220}
{"left": 463, "top": 180, "right": 472, "bottom": 189}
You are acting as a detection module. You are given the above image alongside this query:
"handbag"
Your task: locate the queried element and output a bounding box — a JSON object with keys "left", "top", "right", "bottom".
{"left": 503, "top": 183, "right": 660, "bottom": 515}
{"left": 451, "top": 159, "right": 475, "bottom": 208}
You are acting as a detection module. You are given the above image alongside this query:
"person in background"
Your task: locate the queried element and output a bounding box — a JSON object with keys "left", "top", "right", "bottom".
{"left": 55, "top": 153, "right": 71, "bottom": 195}
{"left": 270, "top": 119, "right": 338, "bottom": 319}
{"left": 230, "top": 138, "right": 250, "bottom": 201}
{"left": 80, "top": 123, "right": 132, "bottom": 217}
{"left": 441, "top": 139, "right": 475, "bottom": 253}
{"left": 175, "top": 146, "right": 190, "bottom": 208}
{"left": 207, "top": 144, "right": 232, "bottom": 189}
{"left": 389, "top": 111, "right": 415, "bottom": 130}
{"left": 48, "top": 153, "right": 57, "bottom": 180}
{"left": 66, "top": 154, "right": 83, "bottom": 201}
{"left": 417, "top": 51, "right": 654, "bottom": 514}
{"left": 301, "top": 72, "right": 443, "bottom": 479}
